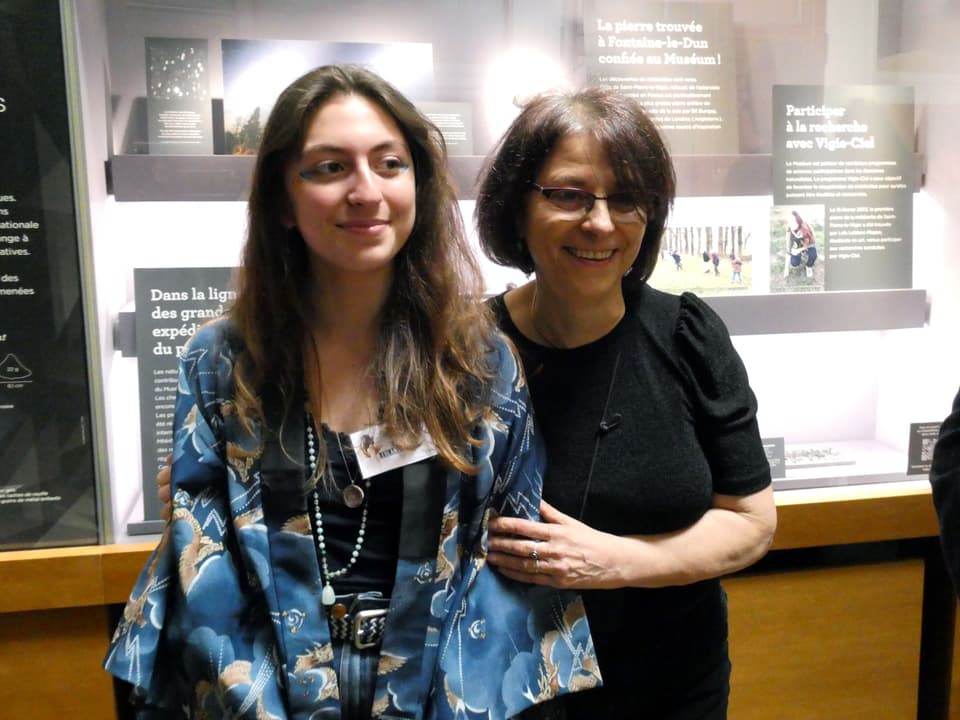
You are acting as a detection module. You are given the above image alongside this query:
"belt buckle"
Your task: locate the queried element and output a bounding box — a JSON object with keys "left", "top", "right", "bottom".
{"left": 352, "top": 607, "right": 388, "bottom": 649}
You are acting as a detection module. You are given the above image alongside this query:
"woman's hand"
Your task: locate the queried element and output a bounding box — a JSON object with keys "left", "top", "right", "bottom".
{"left": 486, "top": 501, "right": 631, "bottom": 589}
{"left": 157, "top": 454, "right": 172, "bottom": 521}
{"left": 486, "top": 486, "right": 776, "bottom": 590}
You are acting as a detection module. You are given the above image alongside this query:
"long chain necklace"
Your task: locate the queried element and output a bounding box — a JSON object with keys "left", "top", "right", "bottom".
{"left": 334, "top": 430, "right": 366, "bottom": 508}
{"left": 530, "top": 284, "right": 626, "bottom": 349}
{"left": 302, "top": 334, "right": 368, "bottom": 510}
{"left": 530, "top": 284, "right": 562, "bottom": 348}
{"left": 305, "top": 413, "right": 371, "bottom": 608}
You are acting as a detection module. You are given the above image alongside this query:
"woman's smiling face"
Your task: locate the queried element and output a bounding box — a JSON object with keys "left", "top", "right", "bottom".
{"left": 522, "top": 132, "right": 647, "bottom": 303}
{"left": 284, "top": 93, "right": 416, "bottom": 284}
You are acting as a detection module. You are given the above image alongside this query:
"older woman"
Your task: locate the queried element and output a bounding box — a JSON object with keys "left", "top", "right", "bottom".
{"left": 479, "top": 88, "right": 777, "bottom": 719}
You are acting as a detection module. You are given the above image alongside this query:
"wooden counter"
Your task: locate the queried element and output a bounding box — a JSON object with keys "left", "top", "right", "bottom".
{"left": 0, "top": 541, "right": 156, "bottom": 614}
{"left": 770, "top": 479, "right": 941, "bottom": 549}
{"left": 0, "top": 482, "right": 949, "bottom": 720}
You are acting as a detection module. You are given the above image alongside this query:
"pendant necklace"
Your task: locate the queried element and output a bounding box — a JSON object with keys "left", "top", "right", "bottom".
{"left": 305, "top": 412, "right": 371, "bottom": 607}
{"left": 334, "top": 430, "right": 366, "bottom": 508}
{"left": 530, "top": 284, "right": 562, "bottom": 349}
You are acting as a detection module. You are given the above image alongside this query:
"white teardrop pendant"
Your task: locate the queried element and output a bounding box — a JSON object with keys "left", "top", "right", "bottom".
{"left": 321, "top": 583, "right": 336, "bottom": 607}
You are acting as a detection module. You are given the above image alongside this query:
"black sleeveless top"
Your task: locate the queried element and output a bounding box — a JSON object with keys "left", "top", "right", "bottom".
{"left": 309, "top": 423, "right": 403, "bottom": 596}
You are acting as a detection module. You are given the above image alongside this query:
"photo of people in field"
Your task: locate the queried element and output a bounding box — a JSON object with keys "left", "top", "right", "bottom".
{"left": 651, "top": 222, "right": 754, "bottom": 295}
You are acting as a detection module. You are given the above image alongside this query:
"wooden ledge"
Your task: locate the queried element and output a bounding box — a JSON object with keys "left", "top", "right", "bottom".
{"left": 772, "top": 481, "right": 939, "bottom": 550}
{"left": 0, "top": 541, "right": 156, "bottom": 614}
{"left": 0, "top": 484, "right": 939, "bottom": 614}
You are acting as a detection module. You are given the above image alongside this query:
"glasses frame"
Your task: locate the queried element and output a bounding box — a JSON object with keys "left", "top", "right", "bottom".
{"left": 527, "top": 181, "right": 645, "bottom": 223}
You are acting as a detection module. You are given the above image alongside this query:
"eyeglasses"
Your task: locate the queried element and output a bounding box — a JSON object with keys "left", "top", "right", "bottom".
{"left": 528, "top": 182, "right": 645, "bottom": 223}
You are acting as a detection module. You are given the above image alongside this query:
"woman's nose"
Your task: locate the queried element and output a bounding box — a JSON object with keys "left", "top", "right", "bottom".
{"left": 346, "top": 164, "right": 382, "bottom": 204}
{"left": 581, "top": 198, "right": 616, "bottom": 234}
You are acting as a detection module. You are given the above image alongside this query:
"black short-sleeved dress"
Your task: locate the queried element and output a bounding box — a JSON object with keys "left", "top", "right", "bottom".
{"left": 490, "top": 284, "right": 771, "bottom": 719}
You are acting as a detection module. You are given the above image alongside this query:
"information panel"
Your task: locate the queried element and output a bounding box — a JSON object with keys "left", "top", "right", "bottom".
{"left": 132, "top": 266, "right": 235, "bottom": 528}
{"left": 584, "top": 0, "right": 740, "bottom": 155}
{"left": 0, "top": 1, "right": 99, "bottom": 549}
{"left": 145, "top": 37, "right": 213, "bottom": 155}
{"left": 770, "top": 85, "right": 914, "bottom": 292}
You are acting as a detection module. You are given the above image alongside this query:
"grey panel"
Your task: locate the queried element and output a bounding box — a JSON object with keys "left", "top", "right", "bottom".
{"left": 111, "top": 155, "right": 253, "bottom": 201}
{"left": 771, "top": 471, "right": 912, "bottom": 491}
{"left": 109, "top": 152, "right": 925, "bottom": 202}
{"left": 703, "top": 289, "right": 928, "bottom": 335}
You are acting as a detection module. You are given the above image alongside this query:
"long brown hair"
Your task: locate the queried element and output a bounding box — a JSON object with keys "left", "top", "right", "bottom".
{"left": 476, "top": 86, "right": 676, "bottom": 295}
{"left": 230, "top": 64, "right": 494, "bottom": 475}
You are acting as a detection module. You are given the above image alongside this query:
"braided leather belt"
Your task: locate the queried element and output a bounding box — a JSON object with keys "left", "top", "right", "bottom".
{"left": 329, "top": 606, "right": 389, "bottom": 649}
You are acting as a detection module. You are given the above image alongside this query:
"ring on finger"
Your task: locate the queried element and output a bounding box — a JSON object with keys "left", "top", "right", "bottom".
{"left": 527, "top": 539, "right": 541, "bottom": 562}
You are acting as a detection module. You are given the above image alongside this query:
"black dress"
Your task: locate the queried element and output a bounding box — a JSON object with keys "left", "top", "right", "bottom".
{"left": 931, "top": 385, "right": 960, "bottom": 595}
{"left": 490, "top": 285, "right": 771, "bottom": 719}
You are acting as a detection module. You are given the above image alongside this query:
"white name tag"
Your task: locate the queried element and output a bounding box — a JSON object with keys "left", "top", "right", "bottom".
{"left": 349, "top": 423, "right": 437, "bottom": 478}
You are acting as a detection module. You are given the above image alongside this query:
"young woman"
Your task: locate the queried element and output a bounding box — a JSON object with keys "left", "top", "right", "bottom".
{"left": 789, "top": 209, "right": 818, "bottom": 277}
{"left": 477, "top": 87, "right": 777, "bottom": 719}
{"left": 106, "top": 65, "right": 600, "bottom": 720}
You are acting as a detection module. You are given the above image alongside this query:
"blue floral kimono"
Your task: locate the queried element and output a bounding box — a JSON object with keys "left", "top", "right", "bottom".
{"left": 104, "top": 319, "right": 600, "bottom": 719}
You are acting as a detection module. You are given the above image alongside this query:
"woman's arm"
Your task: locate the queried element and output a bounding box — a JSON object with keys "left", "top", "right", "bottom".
{"left": 487, "top": 485, "right": 776, "bottom": 589}
{"left": 157, "top": 455, "right": 172, "bottom": 521}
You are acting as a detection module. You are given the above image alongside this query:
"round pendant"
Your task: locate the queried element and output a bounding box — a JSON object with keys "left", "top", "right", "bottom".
{"left": 342, "top": 483, "right": 365, "bottom": 509}
{"left": 330, "top": 602, "right": 349, "bottom": 619}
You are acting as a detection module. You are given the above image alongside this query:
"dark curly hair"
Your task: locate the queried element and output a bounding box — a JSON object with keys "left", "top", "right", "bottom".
{"left": 475, "top": 87, "right": 676, "bottom": 294}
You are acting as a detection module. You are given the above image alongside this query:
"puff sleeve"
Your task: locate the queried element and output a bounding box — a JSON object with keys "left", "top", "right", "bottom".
{"left": 675, "top": 292, "right": 771, "bottom": 497}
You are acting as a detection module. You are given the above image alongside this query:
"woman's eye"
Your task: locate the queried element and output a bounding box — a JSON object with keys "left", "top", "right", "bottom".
{"left": 548, "top": 189, "right": 588, "bottom": 206}
{"left": 377, "top": 157, "right": 411, "bottom": 177}
{"left": 298, "top": 161, "right": 345, "bottom": 181}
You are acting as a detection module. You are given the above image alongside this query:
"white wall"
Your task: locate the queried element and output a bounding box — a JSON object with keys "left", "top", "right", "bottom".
{"left": 875, "top": 0, "right": 960, "bottom": 441}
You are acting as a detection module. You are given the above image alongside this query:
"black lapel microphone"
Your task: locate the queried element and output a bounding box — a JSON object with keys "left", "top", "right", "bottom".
{"left": 579, "top": 352, "right": 622, "bottom": 519}
{"left": 598, "top": 413, "right": 622, "bottom": 434}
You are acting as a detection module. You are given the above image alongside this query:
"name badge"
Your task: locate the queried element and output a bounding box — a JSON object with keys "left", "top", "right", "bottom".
{"left": 349, "top": 423, "right": 437, "bottom": 478}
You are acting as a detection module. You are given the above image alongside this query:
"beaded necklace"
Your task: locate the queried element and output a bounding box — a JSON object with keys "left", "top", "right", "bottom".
{"left": 305, "top": 413, "right": 372, "bottom": 607}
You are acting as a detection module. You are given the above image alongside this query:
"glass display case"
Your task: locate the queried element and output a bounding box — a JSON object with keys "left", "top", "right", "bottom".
{"left": 0, "top": 1, "right": 101, "bottom": 550}
{"left": 1, "top": 3, "right": 958, "bottom": 719}
{"left": 55, "top": 0, "right": 959, "bottom": 542}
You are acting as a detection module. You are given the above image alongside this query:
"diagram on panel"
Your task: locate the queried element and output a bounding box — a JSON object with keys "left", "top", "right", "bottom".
{"left": 0, "top": 353, "right": 32, "bottom": 382}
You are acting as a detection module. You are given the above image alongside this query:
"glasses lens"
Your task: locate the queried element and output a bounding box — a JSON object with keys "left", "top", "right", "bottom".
{"left": 542, "top": 188, "right": 592, "bottom": 212}
{"left": 607, "top": 193, "right": 643, "bottom": 216}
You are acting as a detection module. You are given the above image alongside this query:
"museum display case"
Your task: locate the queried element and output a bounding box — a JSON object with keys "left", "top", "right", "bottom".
{"left": 0, "top": 1, "right": 103, "bottom": 551}
{"left": 73, "top": 0, "right": 953, "bottom": 538}
{"left": 2, "top": 0, "right": 959, "bottom": 717}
